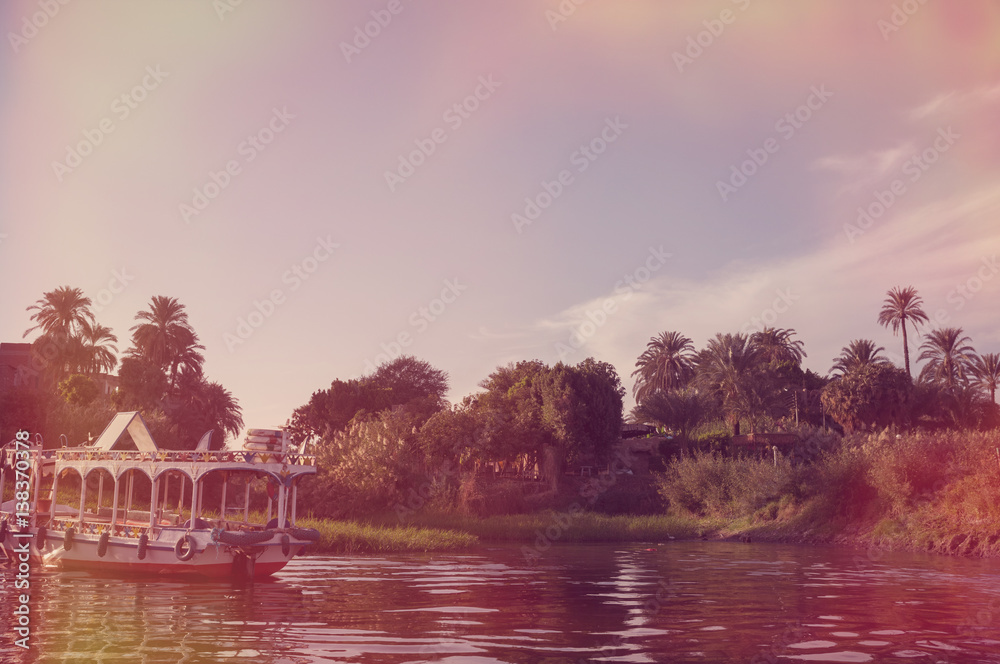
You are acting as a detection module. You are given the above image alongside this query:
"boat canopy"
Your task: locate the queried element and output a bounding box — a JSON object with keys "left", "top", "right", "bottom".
{"left": 92, "top": 411, "right": 159, "bottom": 452}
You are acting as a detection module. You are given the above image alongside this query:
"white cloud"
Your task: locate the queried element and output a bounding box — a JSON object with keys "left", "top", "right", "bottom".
{"left": 909, "top": 82, "right": 1000, "bottom": 120}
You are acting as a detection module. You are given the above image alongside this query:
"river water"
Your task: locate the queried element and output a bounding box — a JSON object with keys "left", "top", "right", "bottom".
{"left": 2, "top": 542, "right": 1000, "bottom": 663}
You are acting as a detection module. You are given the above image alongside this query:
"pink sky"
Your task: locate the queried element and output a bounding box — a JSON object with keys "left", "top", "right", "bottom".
{"left": 3, "top": 1, "right": 999, "bottom": 438}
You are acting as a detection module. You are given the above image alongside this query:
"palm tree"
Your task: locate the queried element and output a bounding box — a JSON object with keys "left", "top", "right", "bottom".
{"left": 695, "top": 332, "right": 771, "bottom": 435}
{"left": 167, "top": 369, "right": 244, "bottom": 448}
{"left": 750, "top": 327, "right": 806, "bottom": 365}
{"left": 630, "top": 388, "right": 711, "bottom": 441}
{"left": 968, "top": 352, "right": 1000, "bottom": 403}
{"left": 917, "top": 327, "right": 975, "bottom": 390}
{"left": 23, "top": 286, "right": 95, "bottom": 380}
{"left": 130, "top": 296, "right": 204, "bottom": 389}
{"left": 830, "top": 339, "right": 891, "bottom": 376}
{"left": 79, "top": 320, "right": 119, "bottom": 374}
{"left": 23, "top": 286, "right": 94, "bottom": 338}
{"left": 877, "top": 286, "right": 929, "bottom": 379}
{"left": 631, "top": 331, "right": 695, "bottom": 403}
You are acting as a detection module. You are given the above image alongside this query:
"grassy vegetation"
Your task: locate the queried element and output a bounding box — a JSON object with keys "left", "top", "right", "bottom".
{"left": 654, "top": 429, "right": 1000, "bottom": 557}
{"left": 293, "top": 517, "right": 478, "bottom": 554}
{"left": 398, "top": 511, "right": 702, "bottom": 543}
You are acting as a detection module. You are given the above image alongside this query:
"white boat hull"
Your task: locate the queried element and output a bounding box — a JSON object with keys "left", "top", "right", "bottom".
{"left": 1, "top": 523, "right": 316, "bottom": 578}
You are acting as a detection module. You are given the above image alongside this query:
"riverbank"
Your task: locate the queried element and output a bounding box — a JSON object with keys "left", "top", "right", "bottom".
{"left": 651, "top": 428, "right": 1000, "bottom": 559}
{"left": 301, "top": 429, "right": 1000, "bottom": 559}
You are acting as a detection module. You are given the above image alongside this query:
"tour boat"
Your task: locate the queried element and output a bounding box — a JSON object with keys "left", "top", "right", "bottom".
{"left": 0, "top": 412, "right": 319, "bottom": 578}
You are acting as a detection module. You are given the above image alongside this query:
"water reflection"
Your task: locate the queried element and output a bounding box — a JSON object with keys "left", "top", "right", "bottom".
{"left": 2, "top": 542, "right": 999, "bottom": 663}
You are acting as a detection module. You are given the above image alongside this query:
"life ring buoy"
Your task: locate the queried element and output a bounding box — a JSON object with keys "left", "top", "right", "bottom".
{"left": 281, "top": 534, "right": 290, "bottom": 556}
{"left": 137, "top": 533, "right": 149, "bottom": 560}
{"left": 36, "top": 527, "right": 47, "bottom": 550}
{"left": 97, "top": 531, "right": 110, "bottom": 557}
{"left": 64, "top": 527, "right": 74, "bottom": 551}
{"left": 175, "top": 534, "right": 196, "bottom": 561}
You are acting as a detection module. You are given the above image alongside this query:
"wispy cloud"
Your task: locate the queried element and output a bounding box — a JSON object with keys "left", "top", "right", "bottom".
{"left": 909, "top": 82, "right": 1000, "bottom": 120}
{"left": 814, "top": 142, "right": 915, "bottom": 193}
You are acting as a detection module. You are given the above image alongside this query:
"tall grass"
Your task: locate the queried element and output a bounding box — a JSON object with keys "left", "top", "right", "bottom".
{"left": 294, "top": 516, "right": 478, "bottom": 554}
{"left": 403, "top": 511, "right": 700, "bottom": 542}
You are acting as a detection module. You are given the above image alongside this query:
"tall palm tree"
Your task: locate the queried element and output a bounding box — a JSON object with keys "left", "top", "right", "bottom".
{"left": 630, "top": 388, "right": 711, "bottom": 441}
{"left": 877, "top": 286, "right": 929, "bottom": 379}
{"left": 79, "top": 320, "right": 119, "bottom": 374}
{"left": 631, "top": 331, "right": 695, "bottom": 403}
{"left": 23, "top": 286, "right": 95, "bottom": 380}
{"left": 750, "top": 327, "right": 806, "bottom": 365}
{"left": 130, "top": 296, "right": 204, "bottom": 389}
{"left": 695, "top": 332, "right": 771, "bottom": 435}
{"left": 967, "top": 352, "right": 999, "bottom": 403}
{"left": 23, "top": 286, "right": 94, "bottom": 338}
{"left": 917, "top": 327, "right": 975, "bottom": 390}
{"left": 830, "top": 339, "right": 891, "bottom": 376}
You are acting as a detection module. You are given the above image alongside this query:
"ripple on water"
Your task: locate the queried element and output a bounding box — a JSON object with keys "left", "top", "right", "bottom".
{"left": 785, "top": 653, "right": 873, "bottom": 663}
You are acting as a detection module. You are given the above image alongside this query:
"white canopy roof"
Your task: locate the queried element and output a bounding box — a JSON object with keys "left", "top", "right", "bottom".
{"left": 92, "top": 411, "right": 159, "bottom": 452}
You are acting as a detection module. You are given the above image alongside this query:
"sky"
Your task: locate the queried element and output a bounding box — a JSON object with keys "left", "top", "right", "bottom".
{"left": 2, "top": 1, "right": 999, "bottom": 439}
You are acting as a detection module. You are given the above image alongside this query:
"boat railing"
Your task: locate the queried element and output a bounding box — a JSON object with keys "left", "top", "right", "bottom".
{"left": 3, "top": 447, "right": 316, "bottom": 467}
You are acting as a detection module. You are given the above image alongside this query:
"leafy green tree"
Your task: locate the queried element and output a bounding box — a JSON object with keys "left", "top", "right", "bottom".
{"left": 301, "top": 409, "right": 424, "bottom": 518}
{"left": 631, "top": 331, "right": 695, "bottom": 403}
{"left": 830, "top": 339, "right": 891, "bottom": 376}
{"left": 917, "top": 327, "right": 975, "bottom": 391}
{"left": 288, "top": 356, "right": 449, "bottom": 446}
{"left": 821, "top": 363, "right": 912, "bottom": 433}
{"left": 877, "top": 286, "right": 929, "bottom": 379}
{"left": 58, "top": 374, "right": 100, "bottom": 406}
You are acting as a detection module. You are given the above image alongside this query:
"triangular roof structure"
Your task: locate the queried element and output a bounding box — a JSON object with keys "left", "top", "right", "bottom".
{"left": 92, "top": 411, "right": 159, "bottom": 451}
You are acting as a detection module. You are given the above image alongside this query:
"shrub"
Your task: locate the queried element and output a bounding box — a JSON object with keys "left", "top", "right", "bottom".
{"left": 656, "top": 451, "right": 798, "bottom": 518}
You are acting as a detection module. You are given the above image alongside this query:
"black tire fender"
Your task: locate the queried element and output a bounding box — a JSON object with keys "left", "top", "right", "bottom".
{"left": 97, "top": 531, "right": 110, "bottom": 557}
{"left": 175, "top": 534, "right": 196, "bottom": 561}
